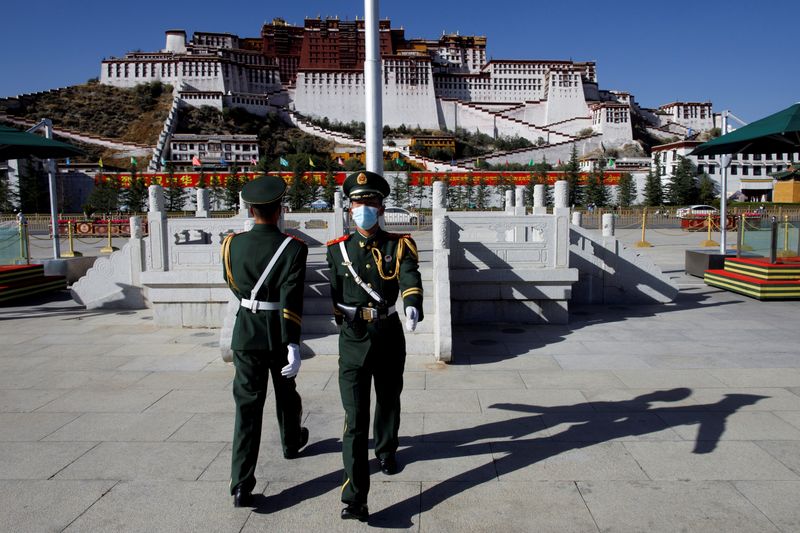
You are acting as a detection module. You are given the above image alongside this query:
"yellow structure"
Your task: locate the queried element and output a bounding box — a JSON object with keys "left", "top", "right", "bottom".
{"left": 773, "top": 179, "right": 800, "bottom": 203}
{"left": 410, "top": 135, "right": 456, "bottom": 152}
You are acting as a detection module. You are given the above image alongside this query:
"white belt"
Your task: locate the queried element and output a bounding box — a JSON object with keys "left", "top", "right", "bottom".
{"left": 240, "top": 299, "right": 280, "bottom": 312}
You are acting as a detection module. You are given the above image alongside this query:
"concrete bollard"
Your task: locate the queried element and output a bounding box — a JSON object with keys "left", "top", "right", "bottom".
{"left": 571, "top": 211, "right": 583, "bottom": 227}
{"left": 432, "top": 180, "right": 447, "bottom": 212}
{"left": 238, "top": 192, "right": 251, "bottom": 218}
{"left": 533, "top": 184, "right": 547, "bottom": 215}
{"left": 602, "top": 213, "right": 615, "bottom": 237}
{"left": 505, "top": 190, "right": 514, "bottom": 214}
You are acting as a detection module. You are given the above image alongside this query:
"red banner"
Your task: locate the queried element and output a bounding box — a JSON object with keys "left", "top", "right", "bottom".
{"left": 95, "top": 171, "right": 621, "bottom": 188}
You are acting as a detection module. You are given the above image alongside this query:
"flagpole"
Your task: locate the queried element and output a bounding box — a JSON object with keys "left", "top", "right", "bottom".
{"left": 365, "top": 0, "right": 383, "bottom": 174}
{"left": 719, "top": 111, "right": 730, "bottom": 255}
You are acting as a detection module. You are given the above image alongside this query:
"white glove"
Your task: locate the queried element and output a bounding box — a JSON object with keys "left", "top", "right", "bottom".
{"left": 405, "top": 306, "right": 419, "bottom": 332}
{"left": 281, "top": 343, "right": 301, "bottom": 378}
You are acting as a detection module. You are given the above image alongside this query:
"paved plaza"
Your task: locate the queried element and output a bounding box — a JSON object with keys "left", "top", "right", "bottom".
{"left": 2, "top": 227, "right": 800, "bottom": 532}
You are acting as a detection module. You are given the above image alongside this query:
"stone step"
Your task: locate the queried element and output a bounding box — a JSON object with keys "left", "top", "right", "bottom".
{"left": 300, "top": 332, "right": 435, "bottom": 357}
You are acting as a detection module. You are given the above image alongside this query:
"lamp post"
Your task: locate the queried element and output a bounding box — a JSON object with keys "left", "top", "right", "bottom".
{"left": 364, "top": 0, "right": 383, "bottom": 173}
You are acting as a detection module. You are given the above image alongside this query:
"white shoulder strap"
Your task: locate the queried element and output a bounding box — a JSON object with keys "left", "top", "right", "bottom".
{"left": 250, "top": 236, "right": 293, "bottom": 302}
{"left": 339, "top": 240, "right": 384, "bottom": 304}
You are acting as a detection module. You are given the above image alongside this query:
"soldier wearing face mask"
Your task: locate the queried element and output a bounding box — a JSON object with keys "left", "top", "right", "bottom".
{"left": 325, "top": 171, "right": 424, "bottom": 522}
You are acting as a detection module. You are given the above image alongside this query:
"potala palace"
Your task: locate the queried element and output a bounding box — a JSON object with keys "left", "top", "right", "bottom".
{"left": 99, "top": 17, "right": 714, "bottom": 158}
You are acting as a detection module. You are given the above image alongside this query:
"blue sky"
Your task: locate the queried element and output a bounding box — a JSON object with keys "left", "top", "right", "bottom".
{"left": 1, "top": 0, "right": 797, "bottom": 122}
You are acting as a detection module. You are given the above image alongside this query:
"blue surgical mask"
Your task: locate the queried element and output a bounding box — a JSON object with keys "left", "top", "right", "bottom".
{"left": 352, "top": 205, "right": 380, "bottom": 229}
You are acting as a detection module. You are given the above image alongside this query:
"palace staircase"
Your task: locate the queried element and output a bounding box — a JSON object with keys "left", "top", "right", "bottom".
{"left": 705, "top": 257, "right": 800, "bottom": 300}
{"left": 0, "top": 264, "right": 67, "bottom": 304}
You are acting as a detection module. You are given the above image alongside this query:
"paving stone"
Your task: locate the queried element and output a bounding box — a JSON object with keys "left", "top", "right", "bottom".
{"left": 493, "top": 441, "right": 648, "bottom": 481}
{"left": 581, "top": 388, "right": 701, "bottom": 412}
{"left": 133, "top": 370, "right": 234, "bottom": 390}
{"left": 31, "top": 370, "right": 150, "bottom": 390}
{"left": 243, "top": 481, "right": 421, "bottom": 532}
{"left": 479, "top": 389, "right": 592, "bottom": 413}
{"left": 734, "top": 481, "right": 800, "bottom": 532}
{"left": 0, "top": 480, "right": 116, "bottom": 533}
{"left": 0, "top": 389, "right": 67, "bottom": 412}
{"left": 623, "top": 441, "right": 799, "bottom": 480}
{"left": 399, "top": 390, "right": 482, "bottom": 414}
{"left": 64, "top": 480, "right": 252, "bottom": 533}
{"left": 659, "top": 411, "right": 800, "bottom": 442}
{"left": 541, "top": 412, "right": 683, "bottom": 442}
{"left": 554, "top": 353, "right": 653, "bottom": 370}
{"left": 578, "top": 481, "right": 779, "bottom": 533}
{"left": 775, "top": 411, "right": 800, "bottom": 431}
{"left": 0, "top": 442, "right": 97, "bottom": 479}
{"left": 44, "top": 412, "right": 193, "bottom": 442}
{"left": 421, "top": 412, "right": 548, "bottom": 443}
{"left": 55, "top": 442, "right": 225, "bottom": 481}
{"left": 612, "top": 369, "right": 726, "bottom": 389}
{"left": 419, "top": 481, "right": 597, "bottom": 533}
{"left": 0, "top": 412, "right": 79, "bottom": 441}
{"left": 709, "top": 368, "right": 800, "bottom": 387}
{"left": 116, "top": 352, "right": 216, "bottom": 371}
{"left": 145, "top": 389, "right": 232, "bottom": 414}
{"left": 755, "top": 440, "right": 800, "bottom": 476}
{"left": 464, "top": 353, "right": 561, "bottom": 371}
{"left": 425, "top": 370, "right": 525, "bottom": 390}
{"left": 689, "top": 387, "right": 800, "bottom": 411}
{"left": 36, "top": 388, "right": 170, "bottom": 413}
{"left": 519, "top": 369, "right": 625, "bottom": 390}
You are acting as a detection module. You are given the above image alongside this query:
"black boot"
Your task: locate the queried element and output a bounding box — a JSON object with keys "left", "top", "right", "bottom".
{"left": 284, "top": 427, "right": 309, "bottom": 459}
{"left": 341, "top": 502, "right": 369, "bottom": 522}
{"left": 232, "top": 486, "right": 252, "bottom": 508}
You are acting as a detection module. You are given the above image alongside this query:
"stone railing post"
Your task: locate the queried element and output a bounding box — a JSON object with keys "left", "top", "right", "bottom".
{"left": 602, "top": 213, "right": 615, "bottom": 237}
{"left": 504, "top": 190, "right": 514, "bottom": 214}
{"left": 571, "top": 211, "right": 583, "bottom": 227}
{"left": 129, "top": 216, "right": 145, "bottom": 286}
{"left": 147, "top": 185, "right": 168, "bottom": 271}
{"left": 553, "top": 180, "right": 570, "bottom": 268}
{"left": 238, "top": 192, "right": 250, "bottom": 218}
{"left": 533, "top": 184, "right": 547, "bottom": 215}
{"left": 515, "top": 186, "right": 525, "bottom": 216}
{"left": 195, "top": 188, "right": 209, "bottom": 218}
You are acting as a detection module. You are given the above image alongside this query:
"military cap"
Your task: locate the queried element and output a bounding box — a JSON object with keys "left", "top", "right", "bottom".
{"left": 240, "top": 175, "right": 287, "bottom": 205}
{"left": 342, "top": 171, "right": 390, "bottom": 201}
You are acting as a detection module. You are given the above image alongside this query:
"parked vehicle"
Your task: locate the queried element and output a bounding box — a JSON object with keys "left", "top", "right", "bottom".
{"left": 676, "top": 204, "right": 719, "bottom": 219}
{"left": 309, "top": 199, "right": 330, "bottom": 210}
{"left": 383, "top": 207, "right": 418, "bottom": 225}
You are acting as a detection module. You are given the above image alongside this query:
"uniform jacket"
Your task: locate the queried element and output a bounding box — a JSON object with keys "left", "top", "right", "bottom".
{"left": 325, "top": 229, "right": 423, "bottom": 322}
{"left": 222, "top": 223, "right": 307, "bottom": 351}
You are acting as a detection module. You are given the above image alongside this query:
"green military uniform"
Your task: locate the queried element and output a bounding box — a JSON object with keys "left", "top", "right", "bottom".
{"left": 326, "top": 171, "right": 424, "bottom": 508}
{"left": 222, "top": 176, "right": 308, "bottom": 497}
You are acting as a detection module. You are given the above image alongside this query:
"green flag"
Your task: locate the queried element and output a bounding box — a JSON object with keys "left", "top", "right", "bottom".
{"left": 131, "top": 156, "right": 137, "bottom": 166}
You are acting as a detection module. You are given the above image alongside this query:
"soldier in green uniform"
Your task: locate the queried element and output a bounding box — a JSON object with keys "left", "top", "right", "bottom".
{"left": 326, "top": 171, "right": 424, "bottom": 522}
{"left": 221, "top": 175, "right": 310, "bottom": 508}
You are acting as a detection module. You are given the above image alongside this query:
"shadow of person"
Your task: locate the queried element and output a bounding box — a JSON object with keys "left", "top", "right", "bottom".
{"left": 368, "top": 388, "right": 768, "bottom": 528}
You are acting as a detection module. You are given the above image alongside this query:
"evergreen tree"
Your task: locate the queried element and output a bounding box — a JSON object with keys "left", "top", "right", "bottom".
{"left": 565, "top": 144, "right": 583, "bottom": 206}
{"left": 223, "top": 169, "right": 243, "bottom": 211}
{"left": 18, "top": 165, "right": 48, "bottom": 213}
{"left": 164, "top": 167, "right": 187, "bottom": 212}
{"left": 524, "top": 173, "right": 536, "bottom": 208}
{"left": 667, "top": 156, "right": 698, "bottom": 205}
{"left": 585, "top": 166, "right": 611, "bottom": 207}
{"left": 697, "top": 173, "right": 717, "bottom": 205}
{"left": 496, "top": 172, "right": 513, "bottom": 209}
{"left": 122, "top": 168, "right": 147, "bottom": 213}
{"left": 475, "top": 176, "right": 489, "bottom": 209}
{"left": 322, "top": 170, "right": 338, "bottom": 207}
{"left": 207, "top": 174, "right": 225, "bottom": 210}
{"left": 643, "top": 154, "right": 664, "bottom": 207}
{"left": 0, "top": 173, "right": 19, "bottom": 212}
{"left": 286, "top": 163, "right": 314, "bottom": 210}
{"left": 390, "top": 174, "right": 408, "bottom": 207}
{"left": 87, "top": 175, "right": 121, "bottom": 214}
{"left": 403, "top": 173, "right": 414, "bottom": 207}
{"left": 615, "top": 172, "right": 637, "bottom": 207}
{"left": 463, "top": 172, "right": 475, "bottom": 209}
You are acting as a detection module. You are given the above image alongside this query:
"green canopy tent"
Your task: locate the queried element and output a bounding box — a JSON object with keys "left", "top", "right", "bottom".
{"left": 1, "top": 122, "right": 85, "bottom": 258}
{"left": 690, "top": 103, "right": 800, "bottom": 254}
{"left": 691, "top": 103, "right": 800, "bottom": 156}
{"left": 0, "top": 124, "right": 84, "bottom": 160}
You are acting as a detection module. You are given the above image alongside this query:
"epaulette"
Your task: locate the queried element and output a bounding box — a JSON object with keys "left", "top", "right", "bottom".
{"left": 326, "top": 234, "right": 351, "bottom": 247}
{"left": 285, "top": 233, "right": 306, "bottom": 244}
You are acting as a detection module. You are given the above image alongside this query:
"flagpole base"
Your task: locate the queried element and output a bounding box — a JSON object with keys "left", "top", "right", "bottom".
{"left": 701, "top": 240, "right": 719, "bottom": 248}
{"left": 100, "top": 246, "right": 119, "bottom": 254}
{"left": 634, "top": 241, "right": 652, "bottom": 248}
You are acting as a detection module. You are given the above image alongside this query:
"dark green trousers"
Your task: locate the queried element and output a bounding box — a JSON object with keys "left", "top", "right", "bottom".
{"left": 339, "top": 316, "right": 406, "bottom": 504}
{"left": 230, "top": 347, "right": 303, "bottom": 495}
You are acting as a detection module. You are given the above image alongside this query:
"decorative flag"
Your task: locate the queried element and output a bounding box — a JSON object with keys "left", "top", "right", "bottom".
{"left": 476, "top": 157, "right": 481, "bottom": 166}
{"left": 130, "top": 156, "right": 137, "bottom": 166}
{"left": 251, "top": 157, "right": 258, "bottom": 165}
{"left": 65, "top": 158, "right": 70, "bottom": 167}
{"left": 192, "top": 155, "right": 201, "bottom": 166}
{"left": 337, "top": 157, "right": 345, "bottom": 166}
{"left": 220, "top": 156, "right": 227, "bottom": 166}
{"left": 279, "top": 157, "right": 289, "bottom": 167}
{"left": 607, "top": 158, "right": 615, "bottom": 168}
{"left": 396, "top": 158, "right": 405, "bottom": 167}
{"left": 308, "top": 157, "right": 316, "bottom": 168}
{"left": 160, "top": 157, "right": 167, "bottom": 167}
{"left": 557, "top": 159, "right": 562, "bottom": 166}
{"left": 98, "top": 158, "right": 103, "bottom": 168}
